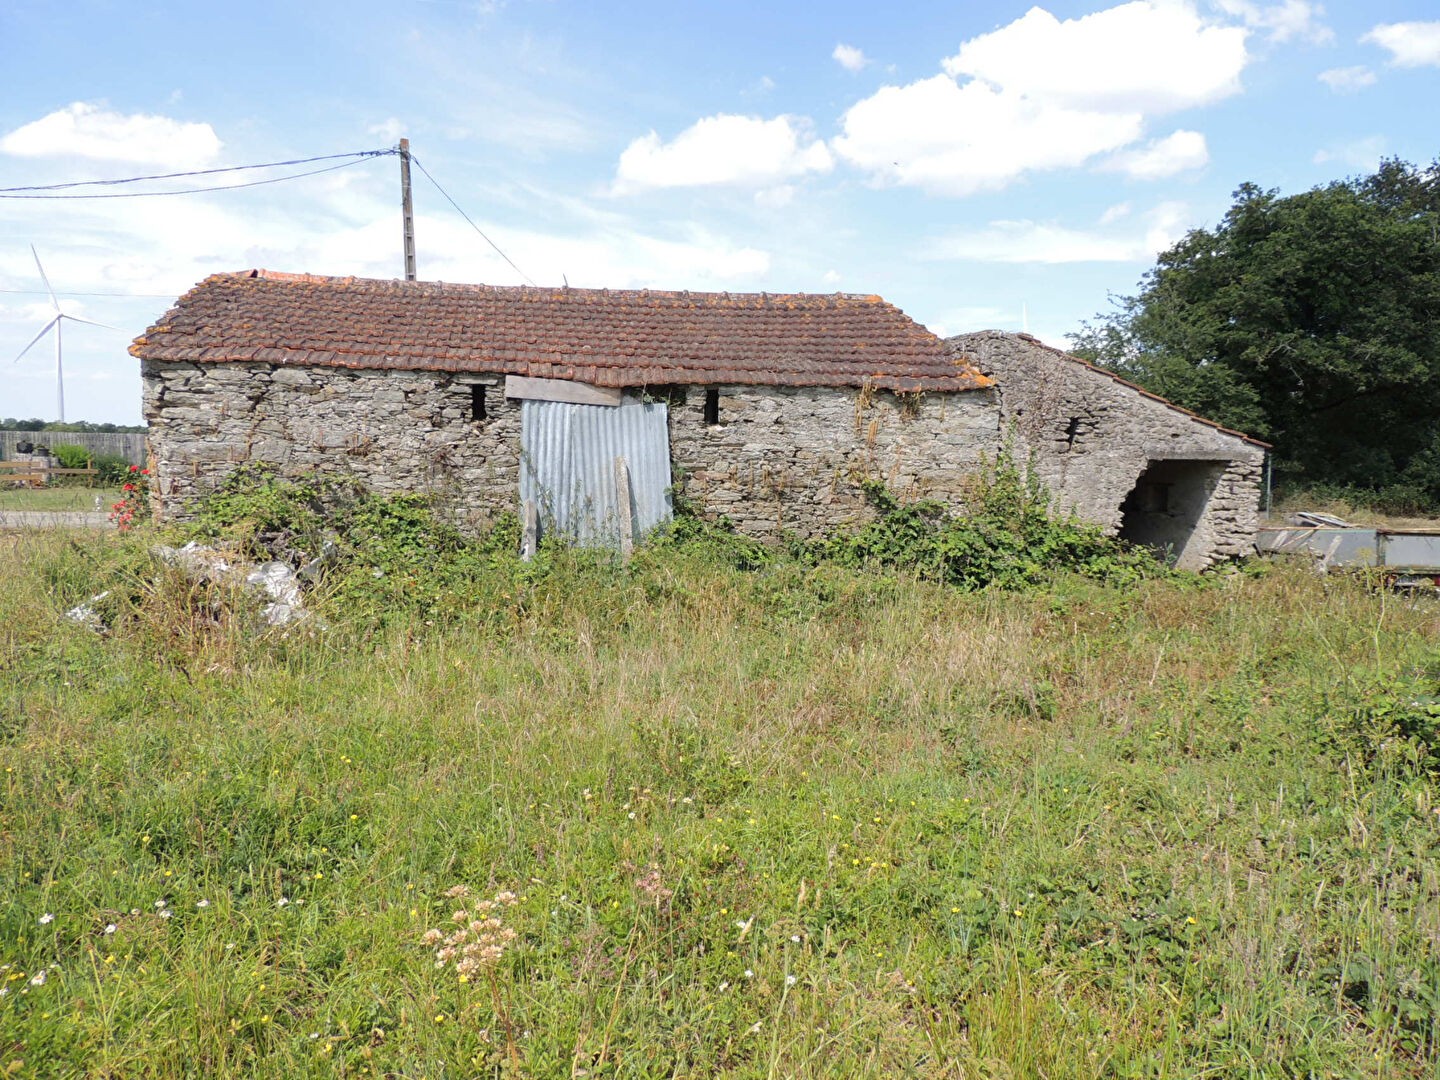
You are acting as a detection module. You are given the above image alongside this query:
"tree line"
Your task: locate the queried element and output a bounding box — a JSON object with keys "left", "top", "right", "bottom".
{"left": 1073, "top": 157, "right": 1440, "bottom": 514}
{"left": 1, "top": 419, "right": 147, "bottom": 434}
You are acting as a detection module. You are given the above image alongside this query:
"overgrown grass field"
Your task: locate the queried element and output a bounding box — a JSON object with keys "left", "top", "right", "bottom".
{"left": 0, "top": 487, "right": 121, "bottom": 513}
{"left": 2, "top": 483, "right": 1438, "bottom": 1076}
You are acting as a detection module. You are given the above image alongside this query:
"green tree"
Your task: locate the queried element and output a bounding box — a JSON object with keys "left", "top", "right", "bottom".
{"left": 1074, "top": 158, "right": 1440, "bottom": 506}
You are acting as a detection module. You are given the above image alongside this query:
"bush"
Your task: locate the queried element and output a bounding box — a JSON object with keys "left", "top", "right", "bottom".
{"left": 181, "top": 465, "right": 523, "bottom": 630}
{"left": 1324, "top": 663, "right": 1440, "bottom": 779}
{"left": 39, "top": 443, "right": 132, "bottom": 485}
{"left": 49, "top": 443, "right": 92, "bottom": 470}
{"left": 807, "top": 451, "right": 1163, "bottom": 590}
{"left": 168, "top": 457, "right": 1165, "bottom": 635}
{"left": 94, "top": 452, "right": 134, "bottom": 485}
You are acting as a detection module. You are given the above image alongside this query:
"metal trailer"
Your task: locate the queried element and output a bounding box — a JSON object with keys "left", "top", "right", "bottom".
{"left": 1257, "top": 513, "right": 1440, "bottom": 588}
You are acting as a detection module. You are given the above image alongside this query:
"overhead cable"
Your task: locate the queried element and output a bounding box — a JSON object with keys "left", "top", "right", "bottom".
{"left": 0, "top": 154, "right": 389, "bottom": 200}
{"left": 409, "top": 155, "right": 536, "bottom": 286}
{"left": 0, "top": 149, "right": 394, "bottom": 195}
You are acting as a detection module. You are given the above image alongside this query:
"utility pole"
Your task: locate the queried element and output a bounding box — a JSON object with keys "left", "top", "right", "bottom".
{"left": 399, "top": 138, "right": 416, "bottom": 281}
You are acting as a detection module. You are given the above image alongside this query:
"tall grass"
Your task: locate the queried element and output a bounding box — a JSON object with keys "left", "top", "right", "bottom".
{"left": 1, "top": 524, "right": 1437, "bottom": 1077}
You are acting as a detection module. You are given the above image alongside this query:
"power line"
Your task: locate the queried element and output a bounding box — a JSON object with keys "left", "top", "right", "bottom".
{"left": 410, "top": 155, "right": 536, "bottom": 286}
{"left": 0, "top": 155, "right": 388, "bottom": 200}
{"left": 1, "top": 143, "right": 539, "bottom": 289}
{"left": 0, "top": 149, "right": 394, "bottom": 194}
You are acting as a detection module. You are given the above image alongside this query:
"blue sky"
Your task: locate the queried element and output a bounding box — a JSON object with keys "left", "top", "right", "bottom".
{"left": 2, "top": 0, "right": 1437, "bottom": 424}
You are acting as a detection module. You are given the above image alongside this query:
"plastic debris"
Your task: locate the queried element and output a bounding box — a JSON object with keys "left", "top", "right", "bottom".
{"left": 245, "top": 560, "right": 307, "bottom": 626}
{"left": 64, "top": 591, "right": 111, "bottom": 632}
{"left": 154, "top": 542, "right": 312, "bottom": 627}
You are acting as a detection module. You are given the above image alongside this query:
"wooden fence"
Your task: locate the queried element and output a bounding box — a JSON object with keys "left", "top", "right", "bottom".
{"left": 1, "top": 461, "right": 99, "bottom": 486}
{"left": 0, "top": 432, "right": 146, "bottom": 465}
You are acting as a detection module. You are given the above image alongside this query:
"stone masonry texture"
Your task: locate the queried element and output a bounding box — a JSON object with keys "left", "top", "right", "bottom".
{"left": 141, "top": 359, "right": 1001, "bottom": 539}
{"left": 669, "top": 384, "right": 1000, "bottom": 540}
{"left": 947, "top": 331, "right": 1267, "bottom": 570}
{"left": 143, "top": 330, "right": 1265, "bottom": 564}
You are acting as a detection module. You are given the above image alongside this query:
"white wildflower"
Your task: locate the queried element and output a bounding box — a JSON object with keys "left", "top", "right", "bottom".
{"left": 277, "top": 897, "right": 290, "bottom": 907}
{"left": 38, "top": 913, "right": 54, "bottom": 925}
{"left": 29, "top": 971, "right": 46, "bottom": 987}
{"left": 744, "top": 969, "right": 754, "bottom": 978}
{"left": 103, "top": 924, "right": 117, "bottom": 935}
{"left": 196, "top": 899, "right": 210, "bottom": 908}
{"left": 786, "top": 974, "right": 797, "bottom": 986}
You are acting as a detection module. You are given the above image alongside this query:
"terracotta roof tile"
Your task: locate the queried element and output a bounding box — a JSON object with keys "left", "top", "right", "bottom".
{"left": 130, "top": 270, "right": 991, "bottom": 392}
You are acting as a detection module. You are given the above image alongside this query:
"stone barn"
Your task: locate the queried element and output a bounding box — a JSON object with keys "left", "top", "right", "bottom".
{"left": 948, "top": 331, "right": 1269, "bottom": 570}
{"left": 132, "top": 271, "right": 1266, "bottom": 568}
{"left": 132, "top": 271, "right": 1000, "bottom": 545}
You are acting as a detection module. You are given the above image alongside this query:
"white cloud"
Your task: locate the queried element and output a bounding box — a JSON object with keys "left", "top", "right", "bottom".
{"left": 753, "top": 185, "right": 796, "bottom": 209}
{"left": 1313, "top": 135, "right": 1386, "bottom": 170}
{"left": 390, "top": 216, "right": 771, "bottom": 289}
{"left": 943, "top": 3, "right": 1248, "bottom": 114}
{"left": 834, "top": 2, "right": 1246, "bottom": 196}
{"left": 1214, "top": 0, "right": 1332, "bottom": 44}
{"left": 833, "top": 75, "right": 1142, "bottom": 196}
{"left": 1317, "top": 65, "right": 1376, "bottom": 92}
{"left": 367, "top": 118, "right": 406, "bottom": 143}
{"left": 612, "top": 114, "right": 832, "bottom": 194}
{"left": 1099, "top": 202, "right": 1132, "bottom": 225}
{"left": 1099, "top": 130, "right": 1209, "bottom": 180}
{"left": 926, "top": 221, "right": 1142, "bottom": 263}
{"left": 1362, "top": 21, "right": 1440, "bottom": 68}
{"left": 832, "top": 44, "right": 870, "bottom": 72}
{"left": 0, "top": 102, "right": 221, "bottom": 167}
{"left": 924, "top": 202, "right": 1190, "bottom": 264}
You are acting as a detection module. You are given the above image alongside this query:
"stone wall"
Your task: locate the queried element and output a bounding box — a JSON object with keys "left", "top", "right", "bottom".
{"left": 948, "top": 331, "right": 1266, "bottom": 569}
{"left": 142, "top": 361, "right": 1002, "bottom": 540}
{"left": 669, "top": 384, "right": 1001, "bottom": 539}
{"left": 142, "top": 360, "right": 519, "bottom": 531}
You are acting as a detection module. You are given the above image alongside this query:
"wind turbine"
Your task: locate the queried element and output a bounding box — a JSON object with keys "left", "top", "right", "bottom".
{"left": 13, "top": 245, "right": 116, "bottom": 423}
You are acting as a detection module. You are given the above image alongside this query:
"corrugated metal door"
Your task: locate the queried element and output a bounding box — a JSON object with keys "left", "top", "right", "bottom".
{"left": 519, "top": 398, "right": 673, "bottom": 547}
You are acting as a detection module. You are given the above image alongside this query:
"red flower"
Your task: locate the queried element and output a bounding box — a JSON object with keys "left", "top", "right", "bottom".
{"left": 129, "top": 465, "right": 139, "bottom": 472}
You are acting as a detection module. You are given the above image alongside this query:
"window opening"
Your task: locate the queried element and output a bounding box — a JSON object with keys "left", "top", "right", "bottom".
{"left": 470, "top": 384, "right": 487, "bottom": 421}
{"left": 703, "top": 388, "right": 720, "bottom": 426}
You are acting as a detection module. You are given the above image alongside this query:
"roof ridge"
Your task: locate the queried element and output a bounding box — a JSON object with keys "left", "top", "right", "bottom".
{"left": 951, "top": 330, "right": 1269, "bottom": 449}
{"left": 235, "top": 270, "right": 900, "bottom": 308}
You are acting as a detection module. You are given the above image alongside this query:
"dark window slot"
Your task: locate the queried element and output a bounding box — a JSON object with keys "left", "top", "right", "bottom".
{"left": 470, "top": 384, "right": 487, "bottom": 421}
{"left": 703, "top": 387, "right": 720, "bottom": 426}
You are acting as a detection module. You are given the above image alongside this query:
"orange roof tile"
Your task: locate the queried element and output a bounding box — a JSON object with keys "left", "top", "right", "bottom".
{"left": 130, "top": 270, "right": 991, "bottom": 393}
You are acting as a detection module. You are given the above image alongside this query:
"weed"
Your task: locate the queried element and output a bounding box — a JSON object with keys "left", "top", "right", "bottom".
{"left": 2, "top": 473, "right": 1437, "bottom": 1076}
{"left": 810, "top": 450, "right": 1161, "bottom": 589}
